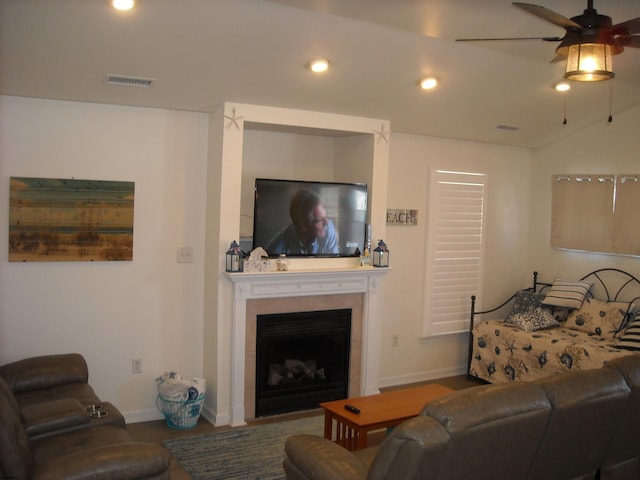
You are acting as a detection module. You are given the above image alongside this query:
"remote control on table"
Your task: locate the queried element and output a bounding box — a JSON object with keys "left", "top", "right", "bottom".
{"left": 344, "top": 404, "right": 360, "bottom": 414}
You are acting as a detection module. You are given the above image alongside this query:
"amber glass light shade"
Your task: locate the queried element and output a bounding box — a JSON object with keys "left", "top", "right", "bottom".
{"left": 564, "top": 43, "right": 614, "bottom": 82}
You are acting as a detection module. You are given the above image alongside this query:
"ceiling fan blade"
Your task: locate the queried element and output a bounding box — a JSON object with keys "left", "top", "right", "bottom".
{"left": 512, "top": 2, "right": 583, "bottom": 30}
{"left": 619, "top": 35, "right": 640, "bottom": 48}
{"left": 613, "top": 17, "right": 640, "bottom": 35}
{"left": 456, "top": 36, "right": 562, "bottom": 42}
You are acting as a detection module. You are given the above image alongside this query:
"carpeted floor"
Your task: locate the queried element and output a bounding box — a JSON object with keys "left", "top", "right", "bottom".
{"left": 164, "top": 414, "right": 324, "bottom": 479}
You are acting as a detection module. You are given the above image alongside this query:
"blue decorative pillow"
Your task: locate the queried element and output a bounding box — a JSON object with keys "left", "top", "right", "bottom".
{"left": 504, "top": 291, "right": 559, "bottom": 331}
{"left": 510, "top": 291, "right": 546, "bottom": 314}
{"left": 505, "top": 308, "right": 560, "bottom": 332}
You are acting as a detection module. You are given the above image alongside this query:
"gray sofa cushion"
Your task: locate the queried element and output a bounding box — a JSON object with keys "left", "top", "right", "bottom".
{"left": 367, "top": 415, "right": 449, "bottom": 480}
{"left": 422, "top": 382, "right": 551, "bottom": 480}
{"left": 530, "top": 367, "right": 630, "bottom": 480}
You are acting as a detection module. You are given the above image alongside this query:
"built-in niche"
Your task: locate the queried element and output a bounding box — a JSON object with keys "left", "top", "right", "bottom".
{"left": 239, "top": 124, "right": 374, "bottom": 254}
{"left": 206, "top": 104, "right": 390, "bottom": 426}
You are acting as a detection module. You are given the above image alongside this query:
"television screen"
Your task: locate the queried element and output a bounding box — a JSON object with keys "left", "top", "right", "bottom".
{"left": 252, "top": 178, "right": 368, "bottom": 257}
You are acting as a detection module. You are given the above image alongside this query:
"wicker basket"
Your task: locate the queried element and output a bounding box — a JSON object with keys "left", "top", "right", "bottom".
{"left": 156, "top": 394, "right": 205, "bottom": 429}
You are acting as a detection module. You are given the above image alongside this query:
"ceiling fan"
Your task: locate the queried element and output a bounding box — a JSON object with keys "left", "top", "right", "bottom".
{"left": 457, "top": 1, "right": 640, "bottom": 69}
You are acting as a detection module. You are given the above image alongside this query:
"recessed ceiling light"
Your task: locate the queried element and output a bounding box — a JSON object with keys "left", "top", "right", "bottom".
{"left": 108, "top": 0, "right": 137, "bottom": 11}
{"left": 306, "top": 59, "right": 330, "bottom": 74}
{"left": 418, "top": 77, "right": 438, "bottom": 90}
{"left": 554, "top": 81, "right": 571, "bottom": 92}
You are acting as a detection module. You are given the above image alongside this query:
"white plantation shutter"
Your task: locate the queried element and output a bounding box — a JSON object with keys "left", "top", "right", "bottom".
{"left": 422, "top": 169, "right": 487, "bottom": 337}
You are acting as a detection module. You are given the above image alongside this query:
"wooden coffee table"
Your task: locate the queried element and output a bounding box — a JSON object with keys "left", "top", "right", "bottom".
{"left": 320, "top": 383, "right": 454, "bottom": 451}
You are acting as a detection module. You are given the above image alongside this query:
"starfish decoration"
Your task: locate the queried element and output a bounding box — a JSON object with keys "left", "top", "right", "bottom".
{"left": 224, "top": 107, "right": 245, "bottom": 130}
{"left": 374, "top": 123, "right": 389, "bottom": 144}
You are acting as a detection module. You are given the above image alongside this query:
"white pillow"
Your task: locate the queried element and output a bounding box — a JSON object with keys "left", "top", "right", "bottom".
{"left": 541, "top": 278, "right": 592, "bottom": 310}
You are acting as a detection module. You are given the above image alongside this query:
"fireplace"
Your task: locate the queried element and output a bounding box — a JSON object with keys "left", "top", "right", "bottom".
{"left": 224, "top": 268, "right": 388, "bottom": 426}
{"left": 255, "top": 309, "right": 351, "bottom": 417}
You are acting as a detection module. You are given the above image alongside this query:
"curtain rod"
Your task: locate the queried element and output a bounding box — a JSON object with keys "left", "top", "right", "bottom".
{"left": 555, "top": 174, "right": 637, "bottom": 183}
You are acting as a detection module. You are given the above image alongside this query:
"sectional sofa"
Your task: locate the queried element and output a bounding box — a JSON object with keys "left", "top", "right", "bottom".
{"left": 284, "top": 353, "right": 640, "bottom": 480}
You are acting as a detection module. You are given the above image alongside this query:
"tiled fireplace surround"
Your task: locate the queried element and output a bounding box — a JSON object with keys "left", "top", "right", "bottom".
{"left": 226, "top": 268, "right": 387, "bottom": 426}
{"left": 245, "top": 293, "right": 363, "bottom": 420}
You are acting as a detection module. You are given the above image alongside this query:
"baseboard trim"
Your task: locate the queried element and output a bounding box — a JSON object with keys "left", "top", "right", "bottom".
{"left": 124, "top": 408, "right": 165, "bottom": 424}
{"left": 378, "top": 364, "right": 468, "bottom": 389}
{"left": 125, "top": 365, "right": 469, "bottom": 424}
{"left": 202, "top": 406, "right": 228, "bottom": 426}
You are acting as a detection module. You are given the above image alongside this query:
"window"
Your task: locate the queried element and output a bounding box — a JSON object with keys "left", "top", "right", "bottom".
{"left": 551, "top": 174, "right": 640, "bottom": 256}
{"left": 422, "top": 169, "right": 487, "bottom": 337}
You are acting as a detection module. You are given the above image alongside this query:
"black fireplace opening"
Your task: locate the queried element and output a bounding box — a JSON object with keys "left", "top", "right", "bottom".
{"left": 255, "top": 308, "right": 351, "bottom": 417}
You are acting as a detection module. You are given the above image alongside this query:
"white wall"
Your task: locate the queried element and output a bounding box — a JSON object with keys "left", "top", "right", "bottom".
{"left": 376, "top": 105, "right": 640, "bottom": 387}
{"left": 0, "top": 96, "right": 208, "bottom": 422}
{"left": 528, "top": 104, "right": 640, "bottom": 280}
{"left": 378, "top": 134, "right": 534, "bottom": 386}
{"left": 0, "top": 95, "right": 534, "bottom": 419}
{"left": 4, "top": 94, "right": 634, "bottom": 423}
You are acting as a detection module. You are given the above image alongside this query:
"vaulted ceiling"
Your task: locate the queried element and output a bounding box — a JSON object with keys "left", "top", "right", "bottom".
{"left": 2, "top": 0, "right": 639, "bottom": 148}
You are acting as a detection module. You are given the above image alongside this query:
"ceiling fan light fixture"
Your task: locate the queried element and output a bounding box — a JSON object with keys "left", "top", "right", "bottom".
{"left": 564, "top": 43, "right": 614, "bottom": 82}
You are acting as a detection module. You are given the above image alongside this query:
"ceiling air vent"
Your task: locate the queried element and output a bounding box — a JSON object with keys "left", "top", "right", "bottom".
{"left": 106, "top": 74, "right": 154, "bottom": 88}
{"left": 495, "top": 124, "right": 519, "bottom": 132}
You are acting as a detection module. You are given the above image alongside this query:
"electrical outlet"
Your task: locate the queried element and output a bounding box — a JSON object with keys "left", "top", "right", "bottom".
{"left": 132, "top": 357, "right": 142, "bottom": 374}
{"left": 391, "top": 334, "right": 399, "bottom": 347}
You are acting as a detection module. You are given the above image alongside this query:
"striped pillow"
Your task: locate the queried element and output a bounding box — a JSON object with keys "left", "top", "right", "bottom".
{"left": 617, "top": 313, "right": 640, "bottom": 351}
{"left": 541, "top": 279, "right": 593, "bottom": 310}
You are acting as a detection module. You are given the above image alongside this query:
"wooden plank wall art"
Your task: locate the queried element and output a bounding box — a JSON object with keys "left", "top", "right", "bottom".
{"left": 9, "top": 177, "right": 135, "bottom": 262}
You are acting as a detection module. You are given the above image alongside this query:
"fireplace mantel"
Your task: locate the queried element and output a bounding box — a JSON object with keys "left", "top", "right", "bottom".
{"left": 225, "top": 267, "right": 389, "bottom": 426}
{"left": 225, "top": 267, "right": 389, "bottom": 298}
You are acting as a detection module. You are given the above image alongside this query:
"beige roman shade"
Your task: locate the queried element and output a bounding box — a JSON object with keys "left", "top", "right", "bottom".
{"left": 613, "top": 176, "right": 640, "bottom": 255}
{"left": 551, "top": 174, "right": 639, "bottom": 256}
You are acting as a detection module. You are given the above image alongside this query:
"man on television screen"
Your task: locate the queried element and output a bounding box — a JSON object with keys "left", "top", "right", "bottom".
{"left": 267, "top": 190, "right": 339, "bottom": 255}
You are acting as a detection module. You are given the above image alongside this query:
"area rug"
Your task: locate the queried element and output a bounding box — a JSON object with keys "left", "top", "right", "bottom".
{"left": 164, "top": 415, "right": 324, "bottom": 479}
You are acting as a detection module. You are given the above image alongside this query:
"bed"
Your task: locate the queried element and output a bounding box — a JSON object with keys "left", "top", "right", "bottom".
{"left": 468, "top": 268, "right": 640, "bottom": 383}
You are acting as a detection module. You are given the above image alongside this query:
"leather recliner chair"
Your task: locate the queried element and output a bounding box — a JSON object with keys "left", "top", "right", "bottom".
{"left": 600, "top": 355, "right": 640, "bottom": 480}
{"left": 0, "top": 374, "right": 171, "bottom": 480}
{"left": 0, "top": 354, "right": 171, "bottom": 480}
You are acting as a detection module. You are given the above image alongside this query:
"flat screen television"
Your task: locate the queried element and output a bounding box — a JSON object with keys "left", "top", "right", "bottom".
{"left": 252, "top": 178, "right": 368, "bottom": 257}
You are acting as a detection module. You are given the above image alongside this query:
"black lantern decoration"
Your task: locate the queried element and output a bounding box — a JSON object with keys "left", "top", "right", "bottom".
{"left": 372, "top": 239, "right": 389, "bottom": 268}
{"left": 225, "top": 240, "right": 243, "bottom": 272}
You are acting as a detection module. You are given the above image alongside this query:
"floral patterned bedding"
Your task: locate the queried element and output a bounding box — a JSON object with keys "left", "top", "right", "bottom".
{"left": 469, "top": 319, "right": 634, "bottom": 383}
